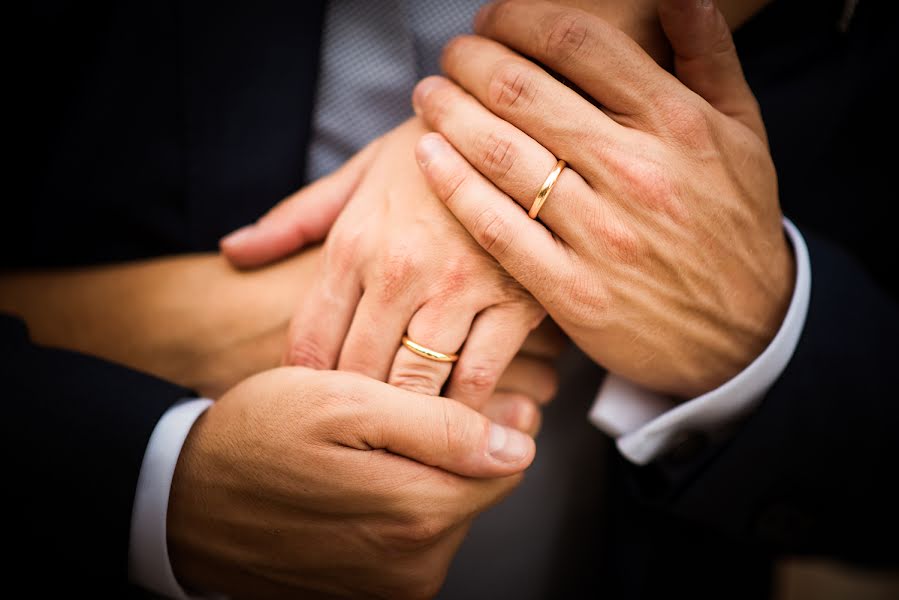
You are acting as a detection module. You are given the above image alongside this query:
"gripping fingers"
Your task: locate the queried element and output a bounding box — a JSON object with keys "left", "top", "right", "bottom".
{"left": 285, "top": 267, "right": 362, "bottom": 369}
{"left": 445, "top": 302, "right": 544, "bottom": 410}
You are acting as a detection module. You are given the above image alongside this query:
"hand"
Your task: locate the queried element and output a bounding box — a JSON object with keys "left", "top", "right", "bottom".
{"left": 167, "top": 367, "right": 536, "bottom": 600}
{"left": 413, "top": 0, "right": 794, "bottom": 398}
{"left": 229, "top": 118, "right": 545, "bottom": 409}
{"left": 486, "top": 320, "right": 566, "bottom": 433}
{"left": 0, "top": 248, "right": 559, "bottom": 411}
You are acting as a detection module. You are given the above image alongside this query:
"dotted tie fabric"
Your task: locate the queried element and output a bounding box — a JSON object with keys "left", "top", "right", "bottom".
{"left": 306, "top": 0, "right": 483, "bottom": 180}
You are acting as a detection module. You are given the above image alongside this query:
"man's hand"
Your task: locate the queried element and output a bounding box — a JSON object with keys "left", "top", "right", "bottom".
{"left": 414, "top": 0, "right": 793, "bottom": 398}
{"left": 167, "top": 367, "right": 536, "bottom": 600}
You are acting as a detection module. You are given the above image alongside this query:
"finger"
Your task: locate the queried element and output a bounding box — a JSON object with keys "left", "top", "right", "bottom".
{"left": 285, "top": 265, "right": 362, "bottom": 369}
{"left": 356, "top": 377, "right": 536, "bottom": 477}
{"left": 433, "top": 36, "right": 626, "bottom": 180}
{"left": 481, "top": 392, "right": 542, "bottom": 437}
{"left": 416, "top": 132, "right": 569, "bottom": 297}
{"left": 220, "top": 139, "right": 381, "bottom": 269}
{"left": 413, "top": 75, "right": 600, "bottom": 242}
{"left": 473, "top": 0, "right": 678, "bottom": 119}
{"left": 338, "top": 286, "right": 418, "bottom": 382}
{"left": 495, "top": 355, "right": 558, "bottom": 406}
{"left": 387, "top": 299, "right": 476, "bottom": 397}
{"left": 444, "top": 302, "right": 544, "bottom": 410}
{"left": 518, "top": 317, "right": 568, "bottom": 359}
{"left": 659, "top": 0, "right": 765, "bottom": 139}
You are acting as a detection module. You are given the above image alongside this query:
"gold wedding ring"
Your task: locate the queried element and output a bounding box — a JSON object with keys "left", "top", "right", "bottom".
{"left": 401, "top": 335, "right": 459, "bottom": 363}
{"left": 528, "top": 159, "right": 566, "bottom": 220}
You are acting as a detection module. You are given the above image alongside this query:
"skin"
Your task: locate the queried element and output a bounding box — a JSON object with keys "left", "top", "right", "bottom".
{"left": 0, "top": 249, "right": 558, "bottom": 598}
{"left": 0, "top": 248, "right": 559, "bottom": 421}
{"left": 0, "top": 251, "right": 320, "bottom": 398}
{"left": 287, "top": 119, "right": 545, "bottom": 411}
{"left": 222, "top": 0, "right": 775, "bottom": 404}
{"left": 168, "top": 367, "right": 539, "bottom": 599}
{"left": 412, "top": 0, "right": 793, "bottom": 398}
{"left": 3, "top": 1, "right": 774, "bottom": 596}
{"left": 219, "top": 2, "right": 673, "bottom": 412}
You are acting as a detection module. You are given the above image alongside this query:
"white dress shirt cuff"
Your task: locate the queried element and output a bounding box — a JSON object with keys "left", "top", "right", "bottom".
{"left": 129, "top": 398, "right": 213, "bottom": 599}
{"left": 589, "top": 219, "right": 811, "bottom": 465}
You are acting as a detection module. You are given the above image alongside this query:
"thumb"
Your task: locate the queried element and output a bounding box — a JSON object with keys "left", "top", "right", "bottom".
{"left": 658, "top": 0, "right": 765, "bottom": 139}
{"left": 360, "top": 379, "right": 536, "bottom": 478}
{"left": 220, "top": 139, "right": 382, "bottom": 269}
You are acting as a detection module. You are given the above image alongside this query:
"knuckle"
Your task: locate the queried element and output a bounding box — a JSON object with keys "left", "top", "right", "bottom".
{"left": 286, "top": 336, "right": 332, "bottom": 370}
{"left": 601, "top": 220, "right": 644, "bottom": 264}
{"left": 390, "top": 364, "right": 445, "bottom": 396}
{"left": 477, "top": 130, "right": 518, "bottom": 181}
{"left": 658, "top": 98, "right": 713, "bottom": 146}
{"left": 562, "top": 276, "right": 609, "bottom": 328}
{"left": 471, "top": 207, "right": 514, "bottom": 257}
{"left": 437, "top": 164, "right": 470, "bottom": 208}
{"left": 375, "top": 247, "right": 420, "bottom": 302}
{"left": 487, "top": 61, "right": 535, "bottom": 112}
{"left": 543, "top": 11, "right": 591, "bottom": 64}
{"left": 325, "top": 225, "right": 364, "bottom": 273}
{"left": 435, "top": 264, "right": 472, "bottom": 298}
{"left": 585, "top": 130, "right": 613, "bottom": 164}
{"left": 619, "top": 157, "right": 685, "bottom": 224}
{"left": 455, "top": 363, "right": 502, "bottom": 398}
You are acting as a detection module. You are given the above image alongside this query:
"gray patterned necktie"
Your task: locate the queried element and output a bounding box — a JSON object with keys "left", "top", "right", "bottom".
{"left": 306, "top": 0, "right": 482, "bottom": 180}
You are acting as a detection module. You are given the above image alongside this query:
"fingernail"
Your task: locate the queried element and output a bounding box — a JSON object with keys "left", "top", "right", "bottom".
{"left": 416, "top": 133, "right": 445, "bottom": 167}
{"left": 220, "top": 224, "right": 256, "bottom": 247}
{"left": 412, "top": 77, "right": 439, "bottom": 116}
{"left": 488, "top": 423, "right": 532, "bottom": 463}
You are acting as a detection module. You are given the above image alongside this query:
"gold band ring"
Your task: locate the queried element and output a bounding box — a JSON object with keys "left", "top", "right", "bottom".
{"left": 528, "top": 159, "right": 566, "bottom": 220}
{"left": 401, "top": 335, "right": 459, "bottom": 363}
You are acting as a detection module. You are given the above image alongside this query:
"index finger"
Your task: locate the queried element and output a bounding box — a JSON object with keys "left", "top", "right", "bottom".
{"left": 474, "top": 0, "right": 678, "bottom": 119}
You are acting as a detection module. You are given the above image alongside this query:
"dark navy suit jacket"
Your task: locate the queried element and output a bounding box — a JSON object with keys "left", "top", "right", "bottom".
{"left": 6, "top": 1, "right": 897, "bottom": 597}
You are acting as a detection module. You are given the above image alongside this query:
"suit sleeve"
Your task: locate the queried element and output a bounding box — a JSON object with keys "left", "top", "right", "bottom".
{"left": 628, "top": 231, "right": 899, "bottom": 566}
{"left": 3, "top": 313, "right": 193, "bottom": 594}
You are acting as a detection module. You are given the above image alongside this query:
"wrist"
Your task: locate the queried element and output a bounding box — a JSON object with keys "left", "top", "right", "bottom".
{"left": 683, "top": 221, "right": 799, "bottom": 399}
{"left": 173, "top": 248, "right": 323, "bottom": 397}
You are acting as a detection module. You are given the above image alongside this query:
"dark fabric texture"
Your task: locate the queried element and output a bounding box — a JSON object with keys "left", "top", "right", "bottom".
{"left": 10, "top": 1, "right": 326, "bottom": 595}
{"left": 620, "top": 0, "right": 899, "bottom": 575}
{"left": 4, "top": 314, "right": 193, "bottom": 595}
{"left": 8, "top": 0, "right": 897, "bottom": 597}
{"left": 14, "top": 0, "right": 326, "bottom": 267}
